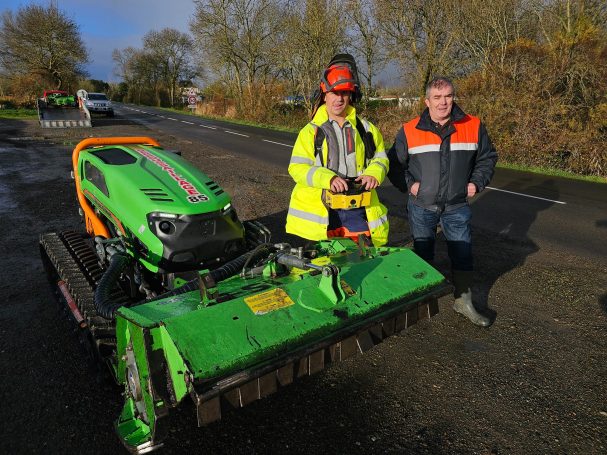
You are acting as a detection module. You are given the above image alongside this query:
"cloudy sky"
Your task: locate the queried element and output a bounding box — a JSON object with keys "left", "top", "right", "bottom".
{"left": 3, "top": 0, "right": 196, "bottom": 82}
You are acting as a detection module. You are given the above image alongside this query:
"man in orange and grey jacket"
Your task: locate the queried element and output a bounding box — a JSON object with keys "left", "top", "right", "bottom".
{"left": 387, "top": 76, "right": 497, "bottom": 327}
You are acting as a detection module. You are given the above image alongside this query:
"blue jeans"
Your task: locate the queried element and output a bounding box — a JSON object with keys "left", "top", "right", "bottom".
{"left": 407, "top": 199, "right": 473, "bottom": 271}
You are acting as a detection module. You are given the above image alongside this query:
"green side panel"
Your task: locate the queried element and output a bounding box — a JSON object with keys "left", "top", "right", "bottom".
{"left": 118, "top": 247, "right": 444, "bottom": 381}
{"left": 130, "top": 324, "right": 156, "bottom": 428}
{"left": 114, "top": 318, "right": 191, "bottom": 449}
{"left": 115, "top": 398, "right": 152, "bottom": 448}
{"left": 155, "top": 326, "right": 190, "bottom": 402}
{"left": 115, "top": 316, "right": 130, "bottom": 381}
{"left": 114, "top": 321, "right": 156, "bottom": 449}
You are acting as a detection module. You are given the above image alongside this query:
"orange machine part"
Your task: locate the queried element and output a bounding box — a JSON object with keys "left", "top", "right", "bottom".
{"left": 72, "top": 137, "right": 161, "bottom": 238}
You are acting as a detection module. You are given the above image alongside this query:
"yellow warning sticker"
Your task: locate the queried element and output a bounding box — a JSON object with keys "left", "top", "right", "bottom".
{"left": 244, "top": 288, "right": 294, "bottom": 315}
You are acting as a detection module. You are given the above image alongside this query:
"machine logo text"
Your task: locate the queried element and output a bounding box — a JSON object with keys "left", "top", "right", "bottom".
{"left": 133, "top": 148, "right": 209, "bottom": 203}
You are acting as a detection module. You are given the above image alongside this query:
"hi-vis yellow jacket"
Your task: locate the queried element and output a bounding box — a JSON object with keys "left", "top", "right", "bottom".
{"left": 286, "top": 104, "right": 390, "bottom": 246}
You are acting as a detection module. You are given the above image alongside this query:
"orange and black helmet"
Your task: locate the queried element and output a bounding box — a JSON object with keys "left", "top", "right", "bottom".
{"left": 311, "top": 54, "right": 362, "bottom": 116}
{"left": 320, "top": 64, "right": 357, "bottom": 93}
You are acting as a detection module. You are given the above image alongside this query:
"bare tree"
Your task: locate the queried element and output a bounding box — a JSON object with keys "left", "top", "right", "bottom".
{"left": 376, "top": 0, "right": 459, "bottom": 96}
{"left": 136, "top": 51, "right": 165, "bottom": 106}
{"left": 112, "top": 47, "right": 138, "bottom": 84}
{"left": 530, "top": 0, "right": 607, "bottom": 107}
{"left": 453, "top": 0, "right": 533, "bottom": 73}
{"left": 345, "top": 0, "right": 386, "bottom": 97}
{"left": 112, "top": 47, "right": 156, "bottom": 104}
{"left": 113, "top": 47, "right": 141, "bottom": 103}
{"left": 275, "top": 0, "right": 345, "bottom": 116}
{"left": 533, "top": 0, "right": 607, "bottom": 46}
{"left": 190, "top": 0, "right": 282, "bottom": 112}
{"left": 0, "top": 3, "right": 88, "bottom": 91}
{"left": 143, "top": 28, "right": 195, "bottom": 107}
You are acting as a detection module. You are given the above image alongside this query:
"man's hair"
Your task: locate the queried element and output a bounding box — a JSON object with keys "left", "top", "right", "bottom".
{"left": 425, "top": 76, "right": 455, "bottom": 99}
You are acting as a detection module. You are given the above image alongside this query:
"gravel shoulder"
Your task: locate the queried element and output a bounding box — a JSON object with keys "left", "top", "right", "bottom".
{"left": 1, "top": 118, "right": 605, "bottom": 454}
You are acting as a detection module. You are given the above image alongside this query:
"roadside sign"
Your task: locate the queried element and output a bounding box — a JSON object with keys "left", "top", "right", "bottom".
{"left": 188, "top": 95, "right": 197, "bottom": 105}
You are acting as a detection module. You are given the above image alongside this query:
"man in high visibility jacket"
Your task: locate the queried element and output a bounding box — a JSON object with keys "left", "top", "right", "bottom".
{"left": 286, "top": 61, "right": 389, "bottom": 246}
{"left": 387, "top": 76, "right": 498, "bottom": 327}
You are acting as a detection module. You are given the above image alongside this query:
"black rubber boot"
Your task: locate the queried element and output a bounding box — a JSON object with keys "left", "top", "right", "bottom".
{"left": 452, "top": 270, "right": 491, "bottom": 327}
{"left": 413, "top": 238, "right": 435, "bottom": 263}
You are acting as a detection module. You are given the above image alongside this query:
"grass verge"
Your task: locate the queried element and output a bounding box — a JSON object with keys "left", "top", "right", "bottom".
{"left": 497, "top": 162, "right": 606, "bottom": 184}
{"left": 0, "top": 108, "right": 38, "bottom": 119}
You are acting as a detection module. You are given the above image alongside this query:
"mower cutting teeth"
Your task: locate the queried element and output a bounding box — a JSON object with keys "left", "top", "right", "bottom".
{"left": 192, "top": 293, "right": 441, "bottom": 426}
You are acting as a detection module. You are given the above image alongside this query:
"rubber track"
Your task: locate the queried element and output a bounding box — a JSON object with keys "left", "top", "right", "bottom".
{"left": 40, "top": 231, "right": 130, "bottom": 359}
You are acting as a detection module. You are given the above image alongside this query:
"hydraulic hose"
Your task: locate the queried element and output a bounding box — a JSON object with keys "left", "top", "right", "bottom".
{"left": 94, "top": 253, "right": 131, "bottom": 319}
{"left": 94, "top": 247, "right": 275, "bottom": 319}
{"left": 222, "top": 243, "right": 273, "bottom": 281}
{"left": 209, "top": 249, "right": 256, "bottom": 282}
{"left": 131, "top": 245, "right": 274, "bottom": 309}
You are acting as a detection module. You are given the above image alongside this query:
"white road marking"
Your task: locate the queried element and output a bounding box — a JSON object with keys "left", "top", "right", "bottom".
{"left": 167, "top": 117, "right": 177, "bottom": 121}
{"left": 224, "top": 130, "right": 249, "bottom": 137}
{"left": 181, "top": 121, "right": 194, "bottom": 125}
{"left": 262, "top": 139, "right": 293, "bottom": 148}
{"left": 199, "top": 124, "right": 217, "bottom": 130}
{"left": 485, "top": 186, "right": 566, "bottom": 204}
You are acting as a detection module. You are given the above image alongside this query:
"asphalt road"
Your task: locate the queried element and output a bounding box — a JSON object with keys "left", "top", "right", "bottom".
{"left": 1, "top": 112, "right": 605, "bottom": 455}
{"left": 116, "top": 103, "right": 607, "bottom": 262}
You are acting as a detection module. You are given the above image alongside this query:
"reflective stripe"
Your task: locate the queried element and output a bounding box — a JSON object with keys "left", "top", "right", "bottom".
{"left": 451, "top": 142, "right": 478, "bottom": 151}
{"left": 368, "top": 214, "right": 388, "bottom": 229}
{"left": 409, "top": 144, "right": 440, "bottom": 154}
{"left": 290, "top": 156, "right": 314, "bottom": 165}
{"left": 288, "top": 207, "right": 329, "bottom": 224}
{"left": 374, "top": 150, "right": 388, "bottom": 160}
{"left": 306, "top": 166, "right": 321, "bottom": 186}
{"left": 410, "top": 143, "right": 478, "bottom": 154}
{"left": 371, "top": 161, "right": 388, "bottom": 174}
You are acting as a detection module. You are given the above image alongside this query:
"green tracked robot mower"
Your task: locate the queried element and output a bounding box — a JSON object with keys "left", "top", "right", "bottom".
{"left": 40, "top": 136, "right": 450, "bottom": 453}
{"left": 44, "top": 90, "right": 77, "bottom": 107}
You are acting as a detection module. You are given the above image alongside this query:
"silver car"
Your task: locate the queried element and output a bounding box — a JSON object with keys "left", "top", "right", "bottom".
{"left": 82, "top": 92, "right": 114, "bottom": 117}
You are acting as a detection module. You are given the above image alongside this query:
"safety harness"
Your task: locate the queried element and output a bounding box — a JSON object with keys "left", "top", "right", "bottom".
{"left": 313, "top": 116, "right": 376, "bottom": 210}
{"left": 313, "top": 116, "right": 376, "bottom": 167}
